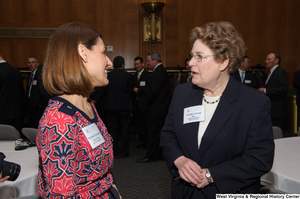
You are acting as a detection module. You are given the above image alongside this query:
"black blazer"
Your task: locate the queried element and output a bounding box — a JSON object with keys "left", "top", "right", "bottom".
{"left": 160, "top": 77, "right": 274, "bottom": 197}
{"left": 26, "top": 65, "right": 50, "bottom": 111}
{"left": 147, "top": 64, "right": 171, "bottom": 115}
{"left": 106, "top": 68, "right": 133, "bottom": 111}
{"left": 231, "top": 69, "right": 259, "bottom": 89}
{"left": 0, "top": 62, "right": 25, "bottom": 121}
{"left": 265, "top": 66, "right": 289, "bottom": 118}
{"left": 132, "top": 69, "right": 150, "bottom": 111}
{"left": 293, "top": 70, "right": 300, "bottom": 105}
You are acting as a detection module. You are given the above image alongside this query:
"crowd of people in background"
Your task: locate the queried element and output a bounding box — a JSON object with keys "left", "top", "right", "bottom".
{"left": 0, "top": 46, "right": 294, "bottom": 155}
{"left": 0, "top": 20, "right": 298, "bottom": 198}
{"left": 90, "top": 51, "right": 171, "bottom": 163}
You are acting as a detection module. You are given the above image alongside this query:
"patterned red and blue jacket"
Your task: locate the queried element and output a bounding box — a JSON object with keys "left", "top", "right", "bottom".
{"left": 37, "top": 97, "right": 114, "bottom": 198}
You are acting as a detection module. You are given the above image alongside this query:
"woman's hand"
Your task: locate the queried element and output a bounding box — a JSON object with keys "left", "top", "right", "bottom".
{"left": 195, "top": 168, "right": 214, "bottom": 189}
{"left": 0, "top": 172, "right": 10, "bottom": 182}
{"left": 174, "top": 156, "right": 203, "bottom": 186}
{"left": 112, "top": 184, "right": 122, "bottom": 199}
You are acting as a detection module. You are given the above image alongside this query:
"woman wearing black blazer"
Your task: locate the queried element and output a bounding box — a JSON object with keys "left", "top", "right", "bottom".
{"left": 160, "top": 22, "right": 274, "bottom": 198}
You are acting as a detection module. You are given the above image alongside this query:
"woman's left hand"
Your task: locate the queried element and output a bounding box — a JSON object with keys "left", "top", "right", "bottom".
{"left": 112, "top": 184, "right": 122, "bottom": 199}
{"left": 195, "top": 168, "right": 213, "bottom": 189}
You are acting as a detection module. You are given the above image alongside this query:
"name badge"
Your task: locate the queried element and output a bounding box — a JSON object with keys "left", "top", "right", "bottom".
{"left": 245, "top": 80, "right": 251, "bottom": 84}
{"left": 82, "top": 123, "right": 105, "bottom": 149}
{"left": 32, "top": 80, "right": 37, "bottom": 85}
{"left": 183, "top": 105, "right": 205, "bottom": 124}
{"left": 140, "top": 81, "right": 146, "bottom": 86}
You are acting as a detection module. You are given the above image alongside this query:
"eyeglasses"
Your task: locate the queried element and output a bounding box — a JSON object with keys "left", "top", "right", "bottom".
{"left": 188, "top": 53, "right": 215, "bottom": 62}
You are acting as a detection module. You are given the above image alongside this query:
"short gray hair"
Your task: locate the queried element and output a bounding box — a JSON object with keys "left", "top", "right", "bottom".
{"left": 148, "top": 51, "right": 162, "bottom": 62}
{"left": 28, "top": 56, "right": 38, "bottom": 62}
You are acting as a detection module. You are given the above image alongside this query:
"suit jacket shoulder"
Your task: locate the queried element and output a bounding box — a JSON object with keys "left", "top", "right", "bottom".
{"left": 147, "top": 64, "right": 170, "bottom": 114}
{"left": 106, "top": 68, "right": 133, "bottom": 110}
{"left": 231, "top": 70, "right": 240, "bottom": 82}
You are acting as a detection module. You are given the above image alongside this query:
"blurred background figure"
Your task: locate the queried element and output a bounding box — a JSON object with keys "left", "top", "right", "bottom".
{"left": 137, "top": 51, "right": 171, "bottom": 163}
{"left": 132, "top": 56, "right": 150, "bottom": 149}
{"left": 106, "top": 56, "right": 133, "bottom": 158}
{"left": 293, "top": 70, "right": 300, "bottom": 130}
{"left": 231, "top": 56, "right": 259, "bottom": 88}
{"left": 258, "top": 53, "right": 288, "bottom": 132}
{"left": 0, "top": 54, "right": 25, "bottom": 134}
{"left": 25, "top": 57, "right": 50, "bottom": 128}
{"left": 180, "top": 58, "right": 192, "bottom": 84}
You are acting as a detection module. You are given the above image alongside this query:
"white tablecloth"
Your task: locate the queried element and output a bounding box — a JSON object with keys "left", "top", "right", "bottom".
{"left": 261, "top": 137, "right": 300, "bottom": 193}
{"left": 0, "top": 141, "right": 39, "bottom": 197}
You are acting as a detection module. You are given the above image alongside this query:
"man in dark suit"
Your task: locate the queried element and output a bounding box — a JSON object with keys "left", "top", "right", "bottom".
{"left": 0, "top": 54, "right": 25, "bottom": 133}
{"left": 137, "top": 51, "right": 171, "bottom": 163}
{"left": 258, "top": 53, "right": 288, "bottom": 132}
{"left": 293, "top": 70, "right": 300, "bottom": 129}
{"left": 231, "top": 56, "right": 259, "bottom": 88}
{"left": 25, "top": 57, "right": 50, "bottom": 128}
{"left": 132, "top": 56, "right": 150, "bottom": 149}
{"left": 106, "top": 56, "right": 133, "bottom": 158}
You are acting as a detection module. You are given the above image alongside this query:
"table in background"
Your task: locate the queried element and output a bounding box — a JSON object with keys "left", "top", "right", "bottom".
{"left": 261, "top": 137, "right": 300, "bottom": 193}
{"left": 0, "top": 141, "right": 39, "bottom": 197}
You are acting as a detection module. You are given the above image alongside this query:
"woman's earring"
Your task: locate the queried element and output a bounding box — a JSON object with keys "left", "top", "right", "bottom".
{"left": 85, "top": 58, "right": 88, "bottom": 63}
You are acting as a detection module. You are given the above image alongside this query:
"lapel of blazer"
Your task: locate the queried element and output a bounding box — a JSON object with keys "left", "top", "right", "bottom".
{"left": 184, "top": 84, "right": 204, "bottom": 162}
{"left": 232, "top": 70, "right": 241, "bottom": 82}
{"left": 154, "top": 64, "right": 163, "bottom": 73}
{"left": 198, "top": 76, "right": 237, "bottom": 158}
{"left": 266, "top": 66, "right": 279, "bottom": 87}
{"left": 140, "top": 69, "right": 147, "bottom": 81}
{"left": 236, "top": 71, "right": 242, "bottom": 82}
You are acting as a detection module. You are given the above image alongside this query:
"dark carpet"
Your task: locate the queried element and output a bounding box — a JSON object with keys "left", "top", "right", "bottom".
{"left": 112, "top": 136, "right": 172, "bottom": 199}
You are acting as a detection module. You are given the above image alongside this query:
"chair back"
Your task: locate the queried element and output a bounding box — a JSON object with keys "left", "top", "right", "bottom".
{"left": 0, "top": 124, "right": 21, "bottom": 140}
{"left": 21, "top": 128, "right": 38, "bottom": 142}
{"left": 272, "top": 126, "right": 283, "bottom": 139}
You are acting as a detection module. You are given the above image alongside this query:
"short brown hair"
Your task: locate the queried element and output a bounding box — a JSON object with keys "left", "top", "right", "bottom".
{"left": 190, "top": 21, "right": 245, "bottom": 73}
{"left": 42, "top": 22, "right": 101, "bottom": 97}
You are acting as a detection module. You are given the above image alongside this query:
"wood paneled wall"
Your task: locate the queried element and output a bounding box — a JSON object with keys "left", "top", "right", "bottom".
{"left": 0, "top": 0, "right": 299, "bottom": 88}
{"left": 0, "top": 0, "right": 140, "bottom": 69}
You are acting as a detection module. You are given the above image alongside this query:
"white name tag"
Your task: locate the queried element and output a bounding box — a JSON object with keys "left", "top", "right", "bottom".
{"left": 32, "top": 80, "right": 37, "bottom": 85}
{"left": 245, "top": 80, "right": 251, "bottom": 84}
{"left": 183, "top": 105, "right": 205, "bottom": 124}
{"left": 140, "top": 81, "right": 146, "bottom": 86}
{"left": 82, "top": 123, "right": 105, "bottom": 149}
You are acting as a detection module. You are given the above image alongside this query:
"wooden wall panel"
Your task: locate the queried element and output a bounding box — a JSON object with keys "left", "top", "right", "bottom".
{"left": 169, "top": 0, "right": 300, "bottom": 88}
{"left": 0, "top": 39, "right": 14, "bottom": 64}
{"left": 13, "top": 39, "right": 49, "bottom": 69}
{"left": 96, "top": 0, "right": 139, "bottom": 69}
{"left": 0, "top": 0, "right": 299, "bottom": 88}
{"left": 0, "top": 38, "right": 48, "bottom": 68}
{"left": 0, "top": 0, "right": 140, "bottom": 69}
{"left": 164, "top": 0, "right": 179, "bottom": 68}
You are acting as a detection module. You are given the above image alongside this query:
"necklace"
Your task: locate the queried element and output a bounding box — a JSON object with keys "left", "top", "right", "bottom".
{"left": 203, "top": 94, "right": 221, "bottom": 104}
